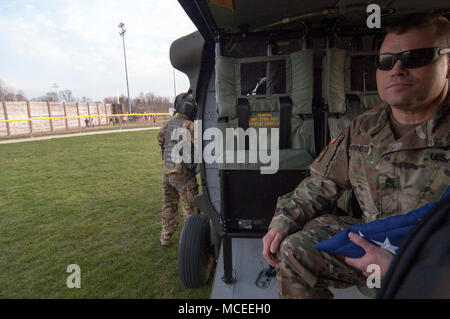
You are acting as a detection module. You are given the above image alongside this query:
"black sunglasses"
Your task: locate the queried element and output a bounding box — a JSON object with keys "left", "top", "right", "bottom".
{"left": 376, "top": 47, "right": 450, "bottom": 71}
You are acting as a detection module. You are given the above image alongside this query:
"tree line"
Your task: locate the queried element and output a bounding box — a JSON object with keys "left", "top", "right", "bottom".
{"left": 0, "top": 80, "right": 171, "bottom": 113}
{"left": 0, "top": 80, "right": 27, "bottom": 101}
{"left": 103, "top": 92, "right": 171, "bottom": 113}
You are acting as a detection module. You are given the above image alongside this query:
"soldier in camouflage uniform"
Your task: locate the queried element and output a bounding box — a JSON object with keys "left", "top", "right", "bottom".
{"left": 158, "top": 92, "right": 199, "bottom": 246}
{"left": 263, "top": 13, "right": 450, "bottom": 298}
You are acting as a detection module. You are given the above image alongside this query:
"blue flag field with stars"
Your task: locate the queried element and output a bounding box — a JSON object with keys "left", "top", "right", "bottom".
{"left": 315, "top": 186, "right": 450, "bottom": 258}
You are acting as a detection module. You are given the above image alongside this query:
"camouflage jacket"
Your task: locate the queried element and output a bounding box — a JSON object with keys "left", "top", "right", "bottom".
{"left": 157, "top": 112, "right": 195, "bottom": 176}
{"left": 270, "top": 95, "right": 450, "bottom": 235}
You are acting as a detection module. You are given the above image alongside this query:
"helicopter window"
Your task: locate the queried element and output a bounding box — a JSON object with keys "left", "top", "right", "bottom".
{"left": 240, "top": 62, "right": 266, "bottom": 95}
{"left": 240, "top": 60, "right": 286, "bottom": 96}
{"left": 350, "top": 55, "right": 378, "bottom": 92}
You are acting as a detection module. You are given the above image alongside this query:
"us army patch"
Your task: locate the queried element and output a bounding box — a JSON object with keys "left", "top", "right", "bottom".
{"left": 329, "top": 133, "right": 342, "bottom": 145}
{"left": 316, "top": 133, "right": 344, "bottom": 164}
{"left": 349, "top": 144, "right": 370, "bottom": 153}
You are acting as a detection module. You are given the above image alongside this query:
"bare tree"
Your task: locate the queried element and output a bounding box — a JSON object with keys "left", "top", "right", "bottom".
{"left": 39, "top": 92, "right": 58, "bottom": 102}
{"left": 0, "top": 80, "right": 27, "bottom": 101}
{"left": 80, "top": 96, "right": 92, "bottom": 103}
{"left": 4, "top": 93, "right": 16, "bottom": 101}
{"left": 59, "top": 89, "right": 75, "bottom": 102}
{"left": 0, "top": 80, "right": 7, "bottom": 100}
{"left": 103, "top": 91, "right": 171, "bottom": 113}
{"left": 15, "top": 90, "right": 26, "bottom": 101}
{"left": 103, "top": 97, "right": 117, "bottom": 104}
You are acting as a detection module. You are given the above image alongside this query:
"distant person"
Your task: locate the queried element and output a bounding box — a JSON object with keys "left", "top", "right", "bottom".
{"left": 157, "top": 91, "right": 199, "bottom": 246}
{"left": 85, "top": 118, "right": 89, "bottom": 127}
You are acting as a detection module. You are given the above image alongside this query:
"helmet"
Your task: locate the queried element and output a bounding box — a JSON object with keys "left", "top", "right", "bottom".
{"left": 174, "top": 91, "right": 197, "bottom": 118}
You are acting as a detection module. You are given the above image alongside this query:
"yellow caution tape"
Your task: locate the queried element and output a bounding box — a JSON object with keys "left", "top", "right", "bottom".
{"left": 0, "top": 113, "right": 172, "bottom": 123}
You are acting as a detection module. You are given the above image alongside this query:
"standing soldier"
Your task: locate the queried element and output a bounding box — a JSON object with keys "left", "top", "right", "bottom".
{"left": 158, "top": 91, "right": 199, "bottom": 246}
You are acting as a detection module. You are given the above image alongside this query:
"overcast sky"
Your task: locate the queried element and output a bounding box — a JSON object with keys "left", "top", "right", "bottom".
{"left": 0, "top": 0, "right": 198, "bottom": 102}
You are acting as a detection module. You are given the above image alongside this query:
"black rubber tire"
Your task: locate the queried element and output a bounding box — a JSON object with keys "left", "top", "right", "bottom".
{"left": 178, "top": 214, "right": 214, "bottom": 288}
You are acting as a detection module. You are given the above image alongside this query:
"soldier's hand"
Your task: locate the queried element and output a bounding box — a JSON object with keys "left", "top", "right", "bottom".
{"left": 344, "top": 232, "right": 394, "bottom": 279}
{"left": 262, "top": 227, "right": 286, "bottom": 267}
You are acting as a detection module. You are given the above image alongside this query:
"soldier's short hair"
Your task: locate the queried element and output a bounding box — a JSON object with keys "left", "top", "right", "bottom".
{"left": 385, "top": 13, "right": 450, "bottom": 46}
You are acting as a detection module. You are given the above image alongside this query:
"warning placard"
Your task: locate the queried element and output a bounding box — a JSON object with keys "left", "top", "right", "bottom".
{"left": 249, "top": 113, "right": 279, "bottom": 127}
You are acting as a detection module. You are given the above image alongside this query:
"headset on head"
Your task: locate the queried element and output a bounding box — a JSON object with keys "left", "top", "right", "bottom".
{"left": 174, "top": 88, "right": 197, "bottom": 119}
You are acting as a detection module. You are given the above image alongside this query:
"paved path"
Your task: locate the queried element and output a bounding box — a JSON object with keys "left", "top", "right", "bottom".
{"left": 0, "top": 127, "right": 160, "bottom": 144}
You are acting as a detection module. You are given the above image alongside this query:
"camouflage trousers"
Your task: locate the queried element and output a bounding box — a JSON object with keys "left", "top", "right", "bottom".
{"left": 276, "top": 214, "right": 367, "bottom": 299}
{"left": 160, "top": 172, "right": 199, "bottom": 244}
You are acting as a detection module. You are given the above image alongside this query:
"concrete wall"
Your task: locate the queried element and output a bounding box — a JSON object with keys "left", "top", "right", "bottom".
{"left": 4, "top": 102, "right": 29, "bottom": 135}
{"left": 65, "top": 103, "right": 81, "bottom": 129}
{"left": 0, "top": 101, "right": 113, "bottom": 137}
{"left": 0, "top": 102, "right": 6, "bottom": 137}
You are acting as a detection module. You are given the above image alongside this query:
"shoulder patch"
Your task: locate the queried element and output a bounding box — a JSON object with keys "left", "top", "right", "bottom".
{"left": 329, "top": 133, "right": 343, "bottom": 145}
{"left": 313, "top": 132, "right": 346, "bottom": 176}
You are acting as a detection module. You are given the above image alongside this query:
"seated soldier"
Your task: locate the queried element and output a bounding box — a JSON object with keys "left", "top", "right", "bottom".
{"left": 262, "top": 13, "right": 450, "bottom": 298}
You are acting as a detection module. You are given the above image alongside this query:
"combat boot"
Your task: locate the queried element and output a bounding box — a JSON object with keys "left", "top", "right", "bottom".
{"left": 160, "top": 234, "right": 171, "bottom": 246}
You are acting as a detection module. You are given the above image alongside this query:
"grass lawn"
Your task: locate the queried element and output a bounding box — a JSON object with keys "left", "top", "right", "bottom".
{"left": 0, "top": 121, "right": 163, "bottom": 141}
{"left": 0, "top": 130, "right": 212, "bottom": 298}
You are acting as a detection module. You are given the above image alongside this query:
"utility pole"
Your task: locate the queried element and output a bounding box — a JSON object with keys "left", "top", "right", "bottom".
{"left": 118, "top": 22, "right": 131, "bottom": 114}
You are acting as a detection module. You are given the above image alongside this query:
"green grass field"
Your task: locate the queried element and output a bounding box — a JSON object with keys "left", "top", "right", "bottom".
{"left": 0, "top": 130, "right": 212, "bottom": 298}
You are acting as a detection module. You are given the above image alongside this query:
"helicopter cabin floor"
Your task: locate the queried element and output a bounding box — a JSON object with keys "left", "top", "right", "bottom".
{"left": 210, "top": 238, "right": 370, "bottom": 299}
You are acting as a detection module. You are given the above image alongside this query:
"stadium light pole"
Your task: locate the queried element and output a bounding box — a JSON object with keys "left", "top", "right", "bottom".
{"left": 52, "top": 82, "right": 59, "bottom": 102}
{"left": 118, "top": 22, "right": 131, "bottom": 114}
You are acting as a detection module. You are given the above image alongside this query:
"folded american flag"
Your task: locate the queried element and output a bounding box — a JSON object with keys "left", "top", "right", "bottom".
{"left": 315, "top": 186, "right": 450, "bottom": 258}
